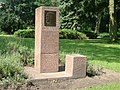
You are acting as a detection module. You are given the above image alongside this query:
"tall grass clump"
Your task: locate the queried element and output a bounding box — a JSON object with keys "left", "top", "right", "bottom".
{"left": 59, "top": 51, "right": 67, "bottom": 65}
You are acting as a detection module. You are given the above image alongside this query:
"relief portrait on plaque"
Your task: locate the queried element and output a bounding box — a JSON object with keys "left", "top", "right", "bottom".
{"left": 45, "top": 11, "right": 56, "bottom": 26}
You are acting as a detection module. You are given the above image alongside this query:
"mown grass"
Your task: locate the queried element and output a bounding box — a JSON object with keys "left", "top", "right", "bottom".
{"left": 60, "top": 39, "right": 120, "bottom": 72}
{"left": 59, "top": 39, "right": 120, "bottom": 90}
{"left": 0, "top": 35, "right": 120, "bottom": 72}
{"left": 0, "top": 35, "right": 120, "bottom": 89}
{"left": 0, "top": 35, "right": 34, "bottom": 50}
{"left": 79, "top": 82, "right": 120, "bottom": 90}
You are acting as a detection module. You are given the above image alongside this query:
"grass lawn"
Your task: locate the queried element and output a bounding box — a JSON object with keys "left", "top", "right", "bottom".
{"left": 0, "top": 35, "right": 34, "bottom": 50}
{"left": 0, "top": 35, "right": 120, "bottom": 71}
{"left": 79, "top": 82, "right": 120, "bottom": 90}
{"left": 60, "top": 39, "right": 120, "bottom": 72}
{"left": 0, "top": 35, "right": 120, "bottom": 89}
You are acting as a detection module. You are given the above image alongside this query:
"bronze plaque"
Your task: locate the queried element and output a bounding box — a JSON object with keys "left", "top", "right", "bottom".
{"left": 45, "top": 11, "right": 56, "bottom": 26}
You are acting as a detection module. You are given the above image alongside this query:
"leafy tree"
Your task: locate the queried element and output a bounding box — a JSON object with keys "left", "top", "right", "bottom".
{"left": 0, "top": 0, "right": 58, "bottom": 34}
{"left": 34, "top": 0, "right": 59, "bottom": 6}
{"left": 93, "top": 0, "right": 108, "bottom": 35}
{"left": 59, "top": 0, "right": 108, "bottom": 33}
{"left": 0, "top": 12, "right": 19, "bottom": 34}
{"left": 59, "top": 0, "right": 92, "bottom": 30}
{"left": 0, "top": 0, "right": 19, "bottom": 34}
{"left": 0, "top": 0, "right": 35, "bottom": 34}
{"left": 0, "top": 0, "right": 120, "bottom": 40}
{"left": 109, "top": 0, "right": 117, "bottom": 42}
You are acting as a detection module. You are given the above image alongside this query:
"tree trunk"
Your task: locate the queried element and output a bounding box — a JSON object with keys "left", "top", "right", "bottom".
{"left": 95, "top": 12, "right": 102, "bottom": 35}
{"left": 109, "top": 0, "right": 117, "bottom": 42}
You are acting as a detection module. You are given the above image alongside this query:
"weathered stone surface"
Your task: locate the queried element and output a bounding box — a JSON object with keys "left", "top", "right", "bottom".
{"left": 65, "top": 54, "right": 87, "bottom": 78}
{"left": 41, "top": 42, "right": 59, "bottom": 54}
{"left": 34, "top": 6, "right": 59, "bottom": 73}
{"left": 41, "top": 30, "right": 59, "bottom": 42}
{"left": 40, "top": 54, "right": 59, "bottom": 73}
{"left": 34, "top": 53, "right": 41, "bottom": 72}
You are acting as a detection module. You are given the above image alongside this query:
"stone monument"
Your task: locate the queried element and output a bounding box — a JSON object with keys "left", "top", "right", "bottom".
{"left": 34, "top": 6, "right": 59, "bottom": 73}
{"left": 25, "top": 6, "right": 87, "bottom": 80}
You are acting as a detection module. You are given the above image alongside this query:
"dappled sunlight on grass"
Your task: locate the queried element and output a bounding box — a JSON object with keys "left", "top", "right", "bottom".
{"left": 60, "top": 39, "right": 120, "bottom": 72}
{"left": 91, "top": 60, "right": 120, "bottom": 72}
{"left": 0, "top": 36, "right": 120, "bottom": 72}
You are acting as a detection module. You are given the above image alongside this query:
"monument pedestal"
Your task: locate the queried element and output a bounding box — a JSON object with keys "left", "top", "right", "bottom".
{"left": 34, "top": 6, "right": 59, "bottom": 73}
{"left": 25, "top": 6, "right": 87, "bottom": 80}
{"left": 25, "top": 54, "right": 87, "bottom": 80}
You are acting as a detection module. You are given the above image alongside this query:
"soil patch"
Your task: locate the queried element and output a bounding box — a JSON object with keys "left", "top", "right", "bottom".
{"left": 0, "top": 69, "right": 120, "bottom": 90}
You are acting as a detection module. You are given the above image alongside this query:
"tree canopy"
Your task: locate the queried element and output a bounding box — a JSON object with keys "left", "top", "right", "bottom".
{"left": 0, "top": 0, "right": 120, "bottom": 42}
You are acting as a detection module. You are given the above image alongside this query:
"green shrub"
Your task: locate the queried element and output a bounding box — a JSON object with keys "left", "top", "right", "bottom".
{"left": 1, "top": 42, "right": 34, "bottom": 66}
{"left": 0, "top": 41, "right": 34, "bottom": 85}
{"left": 5, "top": 42, "right": 20, "bottom": 54}
{"left": 14, "top": 27, "right": 34, "bottom": 38}
{"left": 14, "top": 28, "right": 88, "bottom": 39}
{"left": 0, "top": 54, "right": 27, "bottom": 85}
{"left": 59, "top": 29, "right": 88, "bottom": 39}
{"left": 82, "top": 30, "right": 98, "bottom": 39}
{"left": 87, "top": 63, "right": 104, "bottom": 77}
{"left": 18, "top": 46, "right": 34, "bottom": 66}
{"left": 98, "top": 33, "right": 109, "bottom": 39}
{"left": 118, "top": 28, "right": 120, "bottom": 37}
{"left": 0, "top": 31, "right": 7, "bottom": 35}
{"left": 0, "top": 12, "right": 19, "bottom": 34}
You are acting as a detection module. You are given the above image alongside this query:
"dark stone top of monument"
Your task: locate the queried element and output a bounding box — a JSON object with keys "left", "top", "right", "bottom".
{"left": 44, "top": 11, "right": 56, "bottom": 27}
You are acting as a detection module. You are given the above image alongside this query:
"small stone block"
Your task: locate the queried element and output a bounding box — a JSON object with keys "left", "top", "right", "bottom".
{"left": 65, "top": 54, "right": 87, "bottom": 78}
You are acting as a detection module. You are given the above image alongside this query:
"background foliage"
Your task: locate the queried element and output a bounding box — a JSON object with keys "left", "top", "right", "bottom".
{"left": 0, "top": 0, "right": 120, "bottom": 41}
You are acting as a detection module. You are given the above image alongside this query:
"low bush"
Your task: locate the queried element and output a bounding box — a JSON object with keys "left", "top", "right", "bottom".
{"left": 98, "top": 33, "right": 109, "bottom": 39}
{"left": 59, "top": 29, "right": 88, "bottom": 39}
{"left": 14, "top": 28, "right": 88, "bottom": 39}
{"left": 0, "top": 41, "right": 34, "bottom": 85}
{"left": 14, "top": 27, "right": 34, "bottom": 38}
{"left": 1, "top": 42, "right": 34, "bottom": 66}
{"left": 118, "top": 28, "right": 120, "bottom": 37}
{"left": 18, "top": 46, "right": 34, "bottom": 66}
{"left": 0, "top": 54, "right": 27, "bottom": 85}
{"left": 0, "top": 31, "right": 7, "bottom": 35}
{"left": 82, "top": 30, "right": 98, "bottom": 39}
{"left": 86, "top": 63, "right": 104, "bottom": 77}
{"left": 117, "top": 32, "right": 120, "bottom": 38}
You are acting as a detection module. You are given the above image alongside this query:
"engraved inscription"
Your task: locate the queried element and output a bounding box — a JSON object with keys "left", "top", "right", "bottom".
{"left": 45, "top": 11, "right": 56, "bottom": 26}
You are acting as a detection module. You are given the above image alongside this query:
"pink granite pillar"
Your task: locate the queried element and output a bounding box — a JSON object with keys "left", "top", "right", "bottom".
{"left": 34, "top": 6, "right": 59, "bottom": 73}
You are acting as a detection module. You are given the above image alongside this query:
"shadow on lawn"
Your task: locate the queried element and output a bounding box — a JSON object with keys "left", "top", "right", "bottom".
{"left": 60, "top": 39, "right": 120, "bottom": 63}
